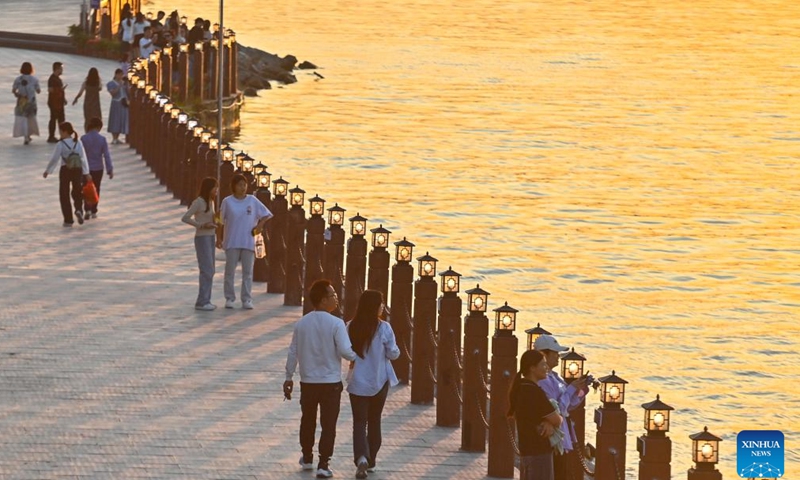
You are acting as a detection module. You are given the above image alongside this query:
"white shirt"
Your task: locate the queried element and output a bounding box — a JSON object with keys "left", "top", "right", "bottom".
{"left": 120, "top": 18, "right": 134, "bottom": 43}
{"left": 181, "top": 197, "right": 216, "bottom": 237}
{"left": 139, "top": 36, "right": 155, "bottom": 58}
{"left": 285, "top": 310, "right": 357, "bottom": 384}
{"left": 133, "top": 20, "right": 147, "bottom": 36}
{"left": 346, "top": 321, "right": 400, "bottom": 396}
{"left": 45, "top": 138, "right": 90, "bottom": 175}
{"left": 220, "top": 194, "right": 272, "bottom": 250}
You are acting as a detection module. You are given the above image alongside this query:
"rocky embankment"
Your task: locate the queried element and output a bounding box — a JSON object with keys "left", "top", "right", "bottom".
{"left": 237, "top": 44, "right": 318, "bottom": 96}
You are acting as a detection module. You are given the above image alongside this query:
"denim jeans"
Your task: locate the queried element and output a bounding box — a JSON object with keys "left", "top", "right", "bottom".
{"left": 300, "top": 382, "right": 343, "bottom": 465}
{"left": 58, "top": 166, "right": 82, "bottom": 223}
{"left": 224, "top": 248, "right": 254, "bottom": 302}
{"left": 194, "top": 235, "right": 216, "bottom": 306}
{"left": 349, "top": 381, "right": 389, "bottom": 466}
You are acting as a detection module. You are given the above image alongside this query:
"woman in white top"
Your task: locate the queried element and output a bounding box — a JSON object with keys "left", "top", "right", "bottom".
{"left": 42, "top": 122, "right": 90, "bottom": 227}
{"left": 182, "top": 177, "right": 219, "bottom": 311}
{"left": 346, "top": 290, "right": 400, "bottom": 478}
{"left": 119, "top": 12, "right": 135, "bottom": 52}
{"left": 217, "top": 174, "right": 273, "bottom": 309}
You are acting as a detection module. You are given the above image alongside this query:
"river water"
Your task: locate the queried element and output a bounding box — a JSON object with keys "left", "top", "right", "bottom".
{"left": 9, "top": 0, "right": 799, "bottom": 476}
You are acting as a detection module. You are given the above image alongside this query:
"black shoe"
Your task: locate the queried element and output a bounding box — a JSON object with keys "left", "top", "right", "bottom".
{"left": 46, "top": 137, "right": 58, "bottom": 143}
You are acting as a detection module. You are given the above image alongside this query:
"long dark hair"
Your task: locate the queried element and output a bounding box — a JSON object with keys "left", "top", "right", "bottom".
{"left": 198, "top": 177, "right": 217, "bottom": 212}
{"left": 348, "top": 290, "right": 383, "bottom": 359}
{"left": 507, "top": 349, "right": 546, "bottom": 417}
{"left": 86, "top": 68, "right": 100, "bottom": 87}
{"left": 59, "top": 122, "right": 78, "bottom": 143}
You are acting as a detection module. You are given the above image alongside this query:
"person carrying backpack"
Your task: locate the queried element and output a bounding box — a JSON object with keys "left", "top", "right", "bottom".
{"left": 43, "top": 122, "right": 90, "bottom": 227}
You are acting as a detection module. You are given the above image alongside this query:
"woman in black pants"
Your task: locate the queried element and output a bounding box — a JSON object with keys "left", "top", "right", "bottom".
{"left": 346, "top": 290, "right": 400, "bottom": 478}
{"left": 43, "top": 122, "right": 90, "bottom": 227}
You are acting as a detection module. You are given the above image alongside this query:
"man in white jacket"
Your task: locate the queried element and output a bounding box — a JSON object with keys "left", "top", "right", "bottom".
{"left": 284, "top": 279, "right": 357, "bottom": 478}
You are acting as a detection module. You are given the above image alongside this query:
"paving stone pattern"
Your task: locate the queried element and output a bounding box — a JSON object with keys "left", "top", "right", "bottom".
{"left": 0, "top": 48, "right": 489, "bottom": 479}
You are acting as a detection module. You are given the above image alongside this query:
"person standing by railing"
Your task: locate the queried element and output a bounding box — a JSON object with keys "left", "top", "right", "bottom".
{"left": 508, "top": 349, "right": 563, "bottom": 480}
{"left": 534, "top": 335, "right": 590, "bottom": 480}
{"left": 216, "top": 174, "right": 272, "bottom": 309}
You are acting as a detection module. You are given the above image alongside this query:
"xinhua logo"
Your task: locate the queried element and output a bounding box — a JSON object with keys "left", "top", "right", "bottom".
{"left": 737, "top": 430, "right": 784, "bottom": 478}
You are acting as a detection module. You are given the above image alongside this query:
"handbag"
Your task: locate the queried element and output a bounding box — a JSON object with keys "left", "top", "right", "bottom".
{"left": 82, "top": 178, "right": 99, "bottom": 206}
{"left": 120, "top": 97, "right": 129, "bottom": 108}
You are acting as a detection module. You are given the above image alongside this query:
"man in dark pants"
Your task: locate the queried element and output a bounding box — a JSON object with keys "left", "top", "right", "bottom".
{"left": 47, "top": 62, "right": 66, "bottom": 143}
{"left": 284, "top": 279, "right": 357, "bottom": 478}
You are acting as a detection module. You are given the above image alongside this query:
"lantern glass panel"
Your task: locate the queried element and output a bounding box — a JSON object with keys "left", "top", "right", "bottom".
{"left": 242, "top": 159, "right": 254, "bottom": 173}
{"left": 275, "top": 182, "right": 287, "bottom": 196}
{"left": 694, "top": 441, "right": 719, "bottom": 464}
{"left": 222, "top": 148, "right": 234, "bottom": 162}
{"left": 311, "top": 200, "right": 324, "bottom": 216}
{"left": 496, "top": 312, "right": 515, "bottom": 331}
{"left": 195, "top": 41, "right": 204, "bottom": 51}
{"left": 442, "top": 275, "right": 459, "bottom": 293}
{"left": 291, "top": 191, "right": 304, "bottom": 206}
{"left": 193, "top": 125, "right": 204, "bottom": 137}
{"left": 329, "top": 209, "right": 344, "bottom": 226}
{"left": 351, "top": 220, "right": 366, "bottom": 236}
{"left": 257, "top": 173, "right": 271, "bottom": 188}
{"left": 209, "top": 138, "right": 219, "bottom": 149}
{"left": 372, "top": 231, "right": 389, "bottom": 248}
{"left": 469, "top": 293, "right": 488, "bottom": 312}
{"left": 396, "top": 245, "right": 413, "bottom": 262}
{"left": 564, "top": 360, "right": 583, "bottom": 379}
{"left": 419, "top": 260, "right": 436, "bottom": 277}
{"left": 170, "top": 108, "right": 180, "bottom": 119}
{"left": 201, "top": 131, "right": 211, "bottom": 143}
{"left": 646, "top": 410, "right": 670, "bottom": 432}
{"left": 603, "top": 382, "right": 625, "bottom": 404}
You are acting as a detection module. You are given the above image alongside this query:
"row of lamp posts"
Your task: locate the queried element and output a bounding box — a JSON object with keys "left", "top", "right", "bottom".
{"left": 127, "top": 46, "right": 727, "bottom": 480}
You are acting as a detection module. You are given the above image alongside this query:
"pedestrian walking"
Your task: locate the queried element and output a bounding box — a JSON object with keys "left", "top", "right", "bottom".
{"left": 216, "top": 174, "right": 272, "bottom": 309}
{"left": 79, "top": 117, "right": 113, "bottom": 220}
{"left": 12, "top": 62, "right": 41, "bottom": 145}
{"left": 72, "top": 68, "right": 103, "bottom": 131}
{"left": 46, "top": 61, "right": 66, "bottom": 143}
{"left": 284, "top": 279, "right": 358, "bottom": 478}
{"left": 107, "top": 69, "right": 129, "bottom": 144}
{"left": 508, "top": 349, "right": 563, "bottom": 480}
{"left": 182, "top": 177, "right": 219, "bottom": 311}
{"left": 346, "top": 290, "right": 399, "bottom": 478}
{"left": 42, "top": 122, "right": 90, "bottom": 227}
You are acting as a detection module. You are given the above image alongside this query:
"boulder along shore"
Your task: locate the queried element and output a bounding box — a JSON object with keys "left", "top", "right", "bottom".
{"left": 237, "top": 44, "right": 318, "bottom": 97}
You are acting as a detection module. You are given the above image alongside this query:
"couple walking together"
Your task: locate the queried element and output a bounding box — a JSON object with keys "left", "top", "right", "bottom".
{"left": 285, "top": 281, "right": 399, "bottom": 479}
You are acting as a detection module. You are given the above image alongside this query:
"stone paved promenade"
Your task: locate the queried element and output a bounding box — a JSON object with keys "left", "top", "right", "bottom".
{"left": 0, "top": 48, "right": 489, "bottom": 479}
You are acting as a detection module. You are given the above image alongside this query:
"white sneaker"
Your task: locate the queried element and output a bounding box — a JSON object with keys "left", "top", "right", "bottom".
{"left": 242, "top": 300, "right": 254, "bottom": 310}
{"left": 225, "top": 299, "right": 235, "bottom": 309}
{"left": 75, "top": 210, "right": 84, "bottom": 225}
{"left": 356, "top": 457, "right": 368, "bottom": 479}
{"left": 299, "top": 456, "right": 314, "bottom": 471}
{"left": 315, "top": 465, "right": 333, "bottom": 478}
{"left": 195, "top": 303, "right": 216, "bottom": 311}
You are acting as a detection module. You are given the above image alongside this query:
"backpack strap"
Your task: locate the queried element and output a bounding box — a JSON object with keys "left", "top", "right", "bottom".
{"left": 60, "top": 139, "right": 78, "bottom": 160}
